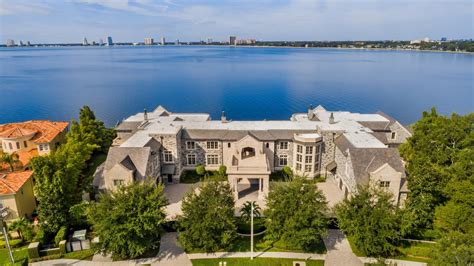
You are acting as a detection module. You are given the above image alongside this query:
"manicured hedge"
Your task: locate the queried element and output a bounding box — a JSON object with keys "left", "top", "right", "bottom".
{"left": 0, "top": 238, "right": 23, "bottom": 248}
{"left": 29, "top": 254, "right": 61, "bottom": 263}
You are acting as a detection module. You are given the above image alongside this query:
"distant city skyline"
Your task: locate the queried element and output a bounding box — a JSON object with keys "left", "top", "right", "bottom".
{"left": 0, "top": 0, "right": 473, "bottom": 43}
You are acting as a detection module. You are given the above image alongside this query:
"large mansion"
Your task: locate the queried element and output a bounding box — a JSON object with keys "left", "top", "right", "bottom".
{"left": 100, "top": 105, "right": 411, "bottom": 205}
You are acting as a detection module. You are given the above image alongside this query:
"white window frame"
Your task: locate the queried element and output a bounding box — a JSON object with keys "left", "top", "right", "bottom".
{"left": 206, "top": 154, "right": 219, "bottom": 165}
{"left": 163, "top": 150, "right": 173, "bottom": 163}
{"left": 207, "top": 141, "right": 218, "bottom": 150}
{"left": 187, "top": 154, "right": 196, "bottom": 165}
{"left": 186, "top": 141, "right": 195, "bottom": 150}
{"left": 279, "top": 154, "right": 288, "bottom": 166}
{"left": 279, "top": 141, "right": 289, "bottom": 150}
{"left": 297, "top": 144, "right": 303, "bottom": 153}
{"left": 306, "top": 146, "right": 313, "bottom": 154}
{"left": 379, "top": 181, "right": 390, "bottom": 188}
{"left": 305, "top": 155, "right": 312, "bottom": 164}
{"left": 304, "top": 165, "right": 312, "bottom": 172}
{"left": 296, "top": 154, "right": 302, "bottom": 163}
{"left": 296, "top": 163, "right": 302, "bottom": 171}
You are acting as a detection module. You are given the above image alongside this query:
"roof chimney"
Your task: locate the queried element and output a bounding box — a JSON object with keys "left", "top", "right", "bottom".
{"left": 221, "top": 111, "right": 227, "bottom": 123}
{"left": 308, "top": 104, "right": 314, "bottom": 120}
{"left": 329, "top": 112, "right": 335, "bottom": 124}
{"left": 144, "top": 108, "right": 148, "bottom": 121}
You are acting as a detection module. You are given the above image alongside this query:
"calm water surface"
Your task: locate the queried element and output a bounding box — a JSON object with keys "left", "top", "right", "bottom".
{"left": 0, "top": 46, "right": 472, "bottom": 126}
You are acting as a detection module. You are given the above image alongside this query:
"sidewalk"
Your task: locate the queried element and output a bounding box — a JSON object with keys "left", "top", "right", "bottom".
{"left": 188, "top": 251, "right": 326, "bottom": 260}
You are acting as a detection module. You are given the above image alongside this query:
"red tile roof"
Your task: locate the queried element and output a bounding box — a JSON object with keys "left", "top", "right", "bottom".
{"left": 0, "top": 120, "right": 69, "bottom": 143}
{"left": 0, "top": 171, "right": 33, "bottom": 195}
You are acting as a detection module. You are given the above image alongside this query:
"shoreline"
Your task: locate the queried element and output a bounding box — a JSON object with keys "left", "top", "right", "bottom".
{"left": 2, "top": 44, "right": 472, "bottom": 54}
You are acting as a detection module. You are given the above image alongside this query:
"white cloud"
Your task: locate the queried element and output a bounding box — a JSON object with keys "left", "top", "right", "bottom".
{"left": 73, "top": 0, "right": 168, "bottom": 16}
{"left": 0, "top": 0, "right": 51, "bottom": 16}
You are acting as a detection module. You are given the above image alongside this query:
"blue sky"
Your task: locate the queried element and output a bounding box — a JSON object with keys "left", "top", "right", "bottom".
{"left": 0, "top": 0, "right": 472, "bottom": 43}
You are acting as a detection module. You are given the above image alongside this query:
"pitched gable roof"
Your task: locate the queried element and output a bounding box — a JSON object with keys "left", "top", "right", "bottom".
{"left": 104, "top": 147, "right": 151, "bottom": 180}
{"left": 0, "top": 171, "right": 33, "bottom": 195}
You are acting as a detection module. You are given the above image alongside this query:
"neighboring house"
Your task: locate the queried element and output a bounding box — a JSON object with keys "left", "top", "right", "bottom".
{"left": 0, "top": 171, "right": 36, "bottom": 220}
{"left": 0, "top": 120, "right": 69, "bottom": 169}
{"left": 100, "top": 105, "right": 412, "bottom": 205}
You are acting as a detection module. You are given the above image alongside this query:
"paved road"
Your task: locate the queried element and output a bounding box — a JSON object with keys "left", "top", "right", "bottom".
{"left": 323, "top": 229, "right": 363, "bottom": 266}
{"left": 188, "top": 251, "right": 325, "bottom": 260}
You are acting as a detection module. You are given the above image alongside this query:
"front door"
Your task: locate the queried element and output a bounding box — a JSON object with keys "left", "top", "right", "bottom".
{"left": 167, "top": 174, "right": 173, "bottom": 183}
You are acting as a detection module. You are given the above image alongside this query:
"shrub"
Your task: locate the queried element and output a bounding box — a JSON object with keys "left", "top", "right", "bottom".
{"left": 282, "top": 166, "right": 293, "bottom": 180}
{"left": 54, "top": 226, "right": 68, "bottom": 246}
{"left": 218, "top": 165, "right": 227, "bottom": 177}
{"left": 0, "top": 238, "right": 23, "bottom": 248}
{"left": 195, "top": 165, "right": 206, "bottom": 176}
{"left": 34, "top": 228, "right": 47, "bottom": 245}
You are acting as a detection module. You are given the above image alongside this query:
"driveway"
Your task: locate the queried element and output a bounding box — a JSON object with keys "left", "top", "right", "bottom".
{"left": 164, "top": 183, "right": 199, "bottom": 220}
{"left": 323, "top": 229, "right": 363, "bottom": 266}
{"left": 153, "top": 232, "right": 191, "bottom": 266}
{"left": 317, "top": 179, "right": 345, "bottom": 208}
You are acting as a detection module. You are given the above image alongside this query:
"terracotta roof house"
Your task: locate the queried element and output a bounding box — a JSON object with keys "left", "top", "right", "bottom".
{"left": 0, "top": 120, "right": 69, "bottom": 170}
{"left": 0, "top": 171, "right": 36, "bottom": 220}
{"left": 100, "top": 105, "right": 412, "bottom": 207}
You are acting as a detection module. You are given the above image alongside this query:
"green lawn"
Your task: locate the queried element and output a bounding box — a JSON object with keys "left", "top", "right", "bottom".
{"left": 347, "top": 237, "right": 433, "bottom": 263}
{"left": 192, "top": 258, "right": 324, "bottom": 266}
{"left": 0, "top": 245, "right": 29, "bottom": 265}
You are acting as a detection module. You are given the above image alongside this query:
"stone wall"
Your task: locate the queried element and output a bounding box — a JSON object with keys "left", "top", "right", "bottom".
{"left": 274, "top": 140, "right": 293, "bottom": 169}
{"left": 181, "top": 139, "right": 223, "bottom": 170}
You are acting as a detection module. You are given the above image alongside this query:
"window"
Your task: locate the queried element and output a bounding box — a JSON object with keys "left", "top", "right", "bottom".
{"left": 297, "top": 145, "right": 303, "bottom": 153}
{"left": 38, "top": 144, "right": 43, "bottom": 151}
{"left": 305, "top": 165, "right": 312, "bottom": 172}
{"left": 305, "top": 156, "right": 312, "bottom": 163}
{"left": 315, "top": 145, "right": 321, "bottom": 154}
{"left": 296, "top": 163, "right": 302, "bottom": 171}
{"left": 16, "top": 142, "right": 20, "bottom": 149}
{"left": 279, "top": 141, "right": 288, "bottom": 150}
{"left": 315, "top": 161, "right": 320, "bottom": 171}
{"left": 379, "top": 181, "right": 390, "bottom": 188}
{"left": 207, "top": 141, "right": 218, "bottom": 149}
{"left": 187, "top": 154, "right": 196, "bottom": 165}
{"left": 163, "top": 150, "right": 173, "bottom": 162}
{"left": 306, "top": 146, "right": 313, "bottom": 154}
{"left": 391, "top": 132, "right": 396, "bottom": 140}
{"left": 279, "top": 154, "right": 288, "bottom": 166}
{"left": 228, "top": 143, "right": 231, "bottom": 148}
{"left": 265, "top": 143, "right": 269, "bottom": 148}
{"left": 186, "top": 141, "right": 195, "bottom": 150}
{"left": 23, "top": 141, "right": 27, "bottom": 148}
{"left": 206, "top": 154, "right": 219, "bottom": 165}
{"left": 113, "top": 179, "right": 124, "bottom": 186}
{"left": 296, "top": 154, "right": 302, "bottom": 162}
{"left": 8, "top": 142, "right": 13, "bottom": 149}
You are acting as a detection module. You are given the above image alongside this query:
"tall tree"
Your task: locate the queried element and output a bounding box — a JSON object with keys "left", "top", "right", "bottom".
{"left": 177, "top": 181, "right": 236, "bottom": 252}
{"left": 432, "top": 231, "right": 474, "bottom": 266}
{"left": 335, "top": 185, "right": 400, "bottom": 257}
{"left": 264, "top": 177, "right": 328, "bottom": 251}
{"left": 68, "top": 106, "right": 116, "bottom": 153}
{"left": 399, "top": 109, "right": 473, "bottom": 236}
{"left": 32, "top": 139, "right": 95, "bottom": 234}
{"left": 88, "top": 180, "right": 168, "bottom": 260}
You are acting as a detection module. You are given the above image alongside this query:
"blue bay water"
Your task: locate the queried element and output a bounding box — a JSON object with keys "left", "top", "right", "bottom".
{"left": 0, "top": 46, "right": 472, "bottom": 126}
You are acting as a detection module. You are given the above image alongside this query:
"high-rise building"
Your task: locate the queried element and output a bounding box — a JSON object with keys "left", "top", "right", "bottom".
{"left": 144, "top": 37, "right": 154, "bottom": 45}
{"left": 18, "top": 40, "right": 24, "bottom": 46}
{"left": 6, "top": 39, "right": 15, "bottom": 47}
{"left": 106, "top": 36, "right": 113, "bottom": 46}
{"left": 440, "top": 37, "right": 447, "bottom": 42}
{"left": 26, "top": 41, "right": 31, "bottom": 46}
{"left": 99, "top": 39, "right": 104, "bottom": 46}
{"left": 161, "top": 37, "right": 165, "bottom": 45}
{"left": 207, "top": 38, "right": 213, "bottom": 44}
{"left": 82, "top": 37, "right": 89, "bottom": 46}
{"left": 175, "top": 39, "right": 180, "bottom": 45}
{"left": 229, "top": 36, "right": 237, "bottom": 45}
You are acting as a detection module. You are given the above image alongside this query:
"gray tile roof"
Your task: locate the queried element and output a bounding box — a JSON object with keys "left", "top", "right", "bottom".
{"left": 335, "top": 134, "right": 405, "bottom": 185}
{"left": 104, "top": 147, "right": 151, "bottom": 179}
{"left": 182, "top": 129, "right": 317, "bottom": 141}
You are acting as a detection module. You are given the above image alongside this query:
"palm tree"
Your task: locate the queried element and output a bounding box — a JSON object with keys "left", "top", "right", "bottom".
{"left": 240, "top": 201, "right": 261, "bottom": 223}
{"left": 0, "top": 152, "right": 21, "bottom": 172}
{"left": 8, "top": 217, "right": 30, "bottom": 240}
